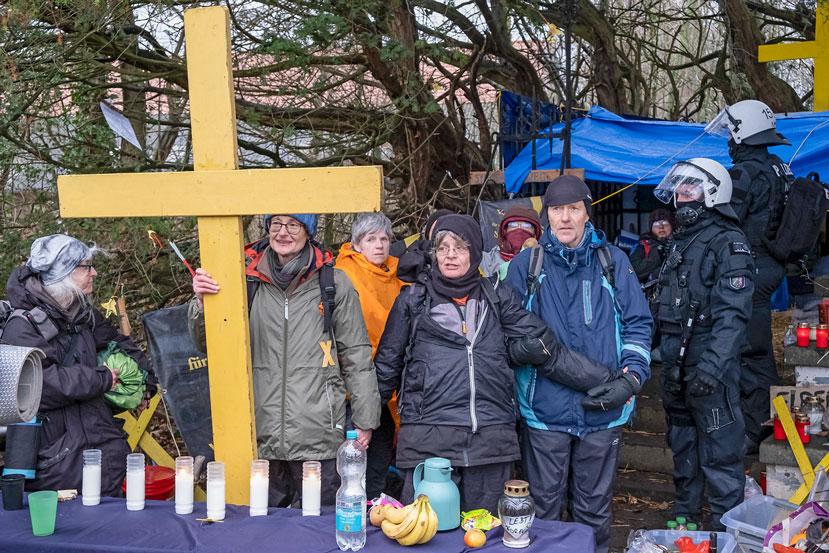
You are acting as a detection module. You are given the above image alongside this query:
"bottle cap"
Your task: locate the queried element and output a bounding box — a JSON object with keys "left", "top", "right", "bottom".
{"left": 346, "top": 430, "right": 358, "bottom": 440}
{"left": 688, "top": 523, "right": 698, "bottom": 531}
{"left": 676, "top": 516, "right": 687, "bottom": 524}
{"left": 667, "top": 521, "right": 678, "bottom": 529}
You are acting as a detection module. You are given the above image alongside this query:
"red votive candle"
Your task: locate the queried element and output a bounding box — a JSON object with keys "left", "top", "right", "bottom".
{"left": 797, "top": 323, "right": 811, "bottom": 347}
{"left": 817, "top": 324, "right": 829, "bottom": 349}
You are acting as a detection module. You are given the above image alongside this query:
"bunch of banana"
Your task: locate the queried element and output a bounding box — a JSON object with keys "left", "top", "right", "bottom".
{"left": 372, "top": 496, "right": 439, "bottom": 546}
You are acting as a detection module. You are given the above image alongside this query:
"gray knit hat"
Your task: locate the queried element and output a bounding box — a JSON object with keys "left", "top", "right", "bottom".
{"left": 26, "top": 234, "right": 91, "bottom": 286}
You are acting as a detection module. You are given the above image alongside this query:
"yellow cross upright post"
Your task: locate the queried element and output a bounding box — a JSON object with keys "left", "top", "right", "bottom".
{"left": 56, "top": 6, "right": 382, "bottom": 505}
{"left": 758, "top": 3, "right": 829, "bottom": 111}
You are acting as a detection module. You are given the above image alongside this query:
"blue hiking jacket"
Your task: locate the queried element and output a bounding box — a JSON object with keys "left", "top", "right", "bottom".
{"left": 504, "top": 223, "right": 653, "bottom": 436}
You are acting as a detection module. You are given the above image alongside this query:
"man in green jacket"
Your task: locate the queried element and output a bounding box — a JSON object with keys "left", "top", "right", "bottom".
{"left": 189, "top": 213, "right": 380, "bottom": 507}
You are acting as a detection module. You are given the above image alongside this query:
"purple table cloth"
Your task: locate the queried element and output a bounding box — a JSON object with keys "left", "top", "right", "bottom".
{"left": 0, "top": 497, "right": 596, "bottom": 553}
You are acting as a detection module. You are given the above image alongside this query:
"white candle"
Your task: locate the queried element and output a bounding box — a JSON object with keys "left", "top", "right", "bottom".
{"left": 126, "top": 453, "right": 145, "bottom": 511}
{"left": 302, "top": 461, "right": 321, "bottom": 516}
{"left": 249, "top": 459, "right": 269, "bottom": 517}
{"left": 206, "top": 461, "right": 225, "bottom": 521}
{"left": 175, "top": 456, "right": 194, "bottom": 515}
{"left": 82, "top": 449, "right": 102, "bottom": 506}
{"left": 82, "top": 465, "right": 101, "bottom": 506}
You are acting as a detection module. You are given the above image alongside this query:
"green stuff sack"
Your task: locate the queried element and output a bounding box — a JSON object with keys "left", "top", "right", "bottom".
{"left": 98, "top": 341, "right": 146, "bottom": 410}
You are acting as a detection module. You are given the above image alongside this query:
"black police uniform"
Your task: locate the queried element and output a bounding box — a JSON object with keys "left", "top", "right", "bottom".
{"left": 657, "top": 209, "right": 754, "bottom": 530}
{"left": 729, "top": 143, "right": 791, "bottom": 448}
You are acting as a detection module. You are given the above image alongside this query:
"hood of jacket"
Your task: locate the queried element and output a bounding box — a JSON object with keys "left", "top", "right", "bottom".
{"left": 6, "top": 266, "right": 88, "bottom": 327}
{"left": 335, "top": 243, "right": 405, "bottom": 355}
{"left": 336, "top": 243, "right": 400, "bottom": 282}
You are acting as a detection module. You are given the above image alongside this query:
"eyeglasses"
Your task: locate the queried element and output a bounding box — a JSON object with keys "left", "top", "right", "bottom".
{"left": 506, "top": 221, "right": 535, "bottom": 232}
{"left": 76, "top": 264, "right": 95, "bottom": 273}
{"left": 435, "top": 244, "right": 469, "bottom": 256}
{"left": 270, "top": 221, "right": 303, "bottom": 235}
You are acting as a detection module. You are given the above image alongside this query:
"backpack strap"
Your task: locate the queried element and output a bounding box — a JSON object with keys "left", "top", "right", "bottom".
{"left": 319, "top": 262, "right": 337, "bottom": 342}
{"left": 0, "top": 304, "right": 60, "bottom": 343}
{"left": 524, "top": 246, "right": 545, "bottom": 309}
{"left": 596, "top": 246, "right": 616, "bottom": 290}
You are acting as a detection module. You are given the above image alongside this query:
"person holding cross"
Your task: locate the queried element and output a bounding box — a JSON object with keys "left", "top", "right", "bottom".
{"left": 189, "top": 214, "right": 381, "bottom": 508}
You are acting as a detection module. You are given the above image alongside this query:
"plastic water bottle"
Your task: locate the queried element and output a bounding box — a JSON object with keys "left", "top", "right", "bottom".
{"left": 336, "top": 430, "right": 367, "bottom": 551}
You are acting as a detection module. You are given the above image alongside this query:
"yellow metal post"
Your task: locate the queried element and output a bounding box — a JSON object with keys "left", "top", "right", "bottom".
{"left": 759, "top": 3, "right": 829, "bottom": 111}
{"left": 55, "top": 5, "right": 382, "bottom": 505}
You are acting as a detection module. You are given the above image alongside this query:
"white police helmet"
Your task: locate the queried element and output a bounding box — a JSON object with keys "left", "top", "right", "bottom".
{"left": 705, "top": 99, "right": 790, "bottom": 146}
{"left": 654, "top": 158, "right": 738, "bottom": 220}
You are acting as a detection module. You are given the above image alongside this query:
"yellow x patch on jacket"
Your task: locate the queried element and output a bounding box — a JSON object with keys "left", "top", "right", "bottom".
{"left": 319, "top": 340, "right": 336, "bottom": 367}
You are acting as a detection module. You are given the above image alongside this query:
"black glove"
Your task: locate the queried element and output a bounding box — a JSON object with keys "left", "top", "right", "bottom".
{"left": 581, "top": 372, "right": 642, "bottom": 411}
{"left": 508, "top": 328, "right": 557, "bottom": 367}
{"left": 686, "top": 371, "right": 718, "bottom": 397}
{"left": 664, "top": 365, "right": 682, "bottom": 394}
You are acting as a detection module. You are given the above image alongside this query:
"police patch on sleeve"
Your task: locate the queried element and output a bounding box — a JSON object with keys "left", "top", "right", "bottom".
{"left": 729, "top": 276, "right": 747, "bottom": 290}
{"left": 729, "top": 242, "right": 751, "bottom": 255}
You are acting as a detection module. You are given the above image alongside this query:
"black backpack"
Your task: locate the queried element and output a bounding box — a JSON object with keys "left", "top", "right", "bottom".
{"left": 766, "top": 172, "right": 829, "bottom": 263}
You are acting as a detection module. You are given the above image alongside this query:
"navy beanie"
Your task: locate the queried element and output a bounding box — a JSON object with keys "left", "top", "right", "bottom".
{"left": 542, "top": 175, "right": 593, "bottom": 215}
{"left": 263, "top": 214, "right": 318, "bottom": 236}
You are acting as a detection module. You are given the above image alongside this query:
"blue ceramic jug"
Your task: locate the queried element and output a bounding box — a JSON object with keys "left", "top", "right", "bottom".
{"left": 413, "top": 457, "right": 460, "bottom": 531}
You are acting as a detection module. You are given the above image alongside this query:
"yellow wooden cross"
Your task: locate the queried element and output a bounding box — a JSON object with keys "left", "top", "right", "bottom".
{"left": 758, "top": 3, "right": 829, "bottom": 111}
{"left": 56, "top": 6, "right": 381, "bottom": 504}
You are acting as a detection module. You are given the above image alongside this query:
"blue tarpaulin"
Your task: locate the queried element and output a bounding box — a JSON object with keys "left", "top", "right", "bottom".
{"left": 504, "top": 106, "right": 829, "bottom": 194}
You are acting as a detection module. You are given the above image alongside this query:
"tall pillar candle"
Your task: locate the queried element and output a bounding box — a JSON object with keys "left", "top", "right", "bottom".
{"left": 126, "top": 453, "right": 145, "bottom": 511}
{"left": 175, "top": 456, "right": 194, "bottom": 515}
{"left": 206, "top": 461, "right": 225, "bottom": 521}
{"left": 249, "top": 459, "right": 269, "bottom": 517}
{"left": 302, "top": 461, "right": 321, "bottom": 516}
{"left": 82, "top": 449, "right": 101, "bottom": 506}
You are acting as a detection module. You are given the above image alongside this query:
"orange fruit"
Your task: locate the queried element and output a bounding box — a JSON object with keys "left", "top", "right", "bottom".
{"left": 464, "top": 528, "right": 486, "bottom": 548}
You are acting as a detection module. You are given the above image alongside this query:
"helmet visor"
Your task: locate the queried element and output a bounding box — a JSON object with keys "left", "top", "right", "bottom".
{"left": 704, "top": 108, "right": 733, "bottom": 138}
{"left": 654, "top": 163, "right": 707, "bottom": 204}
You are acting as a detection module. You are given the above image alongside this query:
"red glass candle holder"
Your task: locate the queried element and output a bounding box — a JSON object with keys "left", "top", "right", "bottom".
{"left": 773, "top": 416, "right": 786, "bottom": 440}
{"left": 797, "top": 323, "right": 811, "bottom": 347}
{"left": 818, "top": 324, "right": 829, "bottom": 349}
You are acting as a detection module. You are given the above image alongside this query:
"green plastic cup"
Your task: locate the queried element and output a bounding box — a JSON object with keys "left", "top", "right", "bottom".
{"left": 28, "top": 490, "right": 58, "bottom": 536}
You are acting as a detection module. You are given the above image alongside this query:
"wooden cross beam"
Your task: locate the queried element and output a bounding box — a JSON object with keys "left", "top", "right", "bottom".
{"left": 758, "top": 3, "right": 829, "bottom": 111}
{"left": 57, "top": 6, "right": 382, "bottom": 504}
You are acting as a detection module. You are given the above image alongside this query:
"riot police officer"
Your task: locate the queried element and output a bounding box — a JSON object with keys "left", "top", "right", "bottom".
{"left": 654, "top": 158, "right": 754, "bottom": 530}
{"left": 712, "top": 99, "right": 793, "bottom": 453}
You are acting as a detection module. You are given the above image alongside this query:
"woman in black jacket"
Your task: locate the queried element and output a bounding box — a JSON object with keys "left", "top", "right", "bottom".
{"left": 375, "top": 215, "right": 615, "bottom": 513}
{"left": 1, "top": 235, "right": 151, "bottom": 495}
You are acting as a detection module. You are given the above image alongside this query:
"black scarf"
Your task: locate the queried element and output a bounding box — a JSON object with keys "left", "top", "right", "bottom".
{"left": 429, "top": 215, "right": 484, "bottom": 299}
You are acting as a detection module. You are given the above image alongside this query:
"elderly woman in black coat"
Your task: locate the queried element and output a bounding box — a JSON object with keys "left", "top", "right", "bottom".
{"left": 1, "top": 234, "right": 151, "bottom": 495}
{"left": 375, "top": 215, "right": 617, "bottom": 513}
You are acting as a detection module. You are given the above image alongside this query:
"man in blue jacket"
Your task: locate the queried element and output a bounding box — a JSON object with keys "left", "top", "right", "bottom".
{"left": 505, "top": 175, "right": 652, "bottom": 553}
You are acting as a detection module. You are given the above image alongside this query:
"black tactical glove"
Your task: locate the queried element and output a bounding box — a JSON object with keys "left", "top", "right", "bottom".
{"left": 508, "top": 328, "right": 557, "bottom": 367}
{"left": 582, "top": 372, "right": 642, "bottom": 411}
{"left": 686, "top": 371, "right": 718, "bottom": 397}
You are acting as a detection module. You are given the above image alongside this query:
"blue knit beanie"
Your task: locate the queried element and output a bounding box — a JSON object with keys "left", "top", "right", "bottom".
{"left": 263, "top": 214, "right": 318, "bottom": 236}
